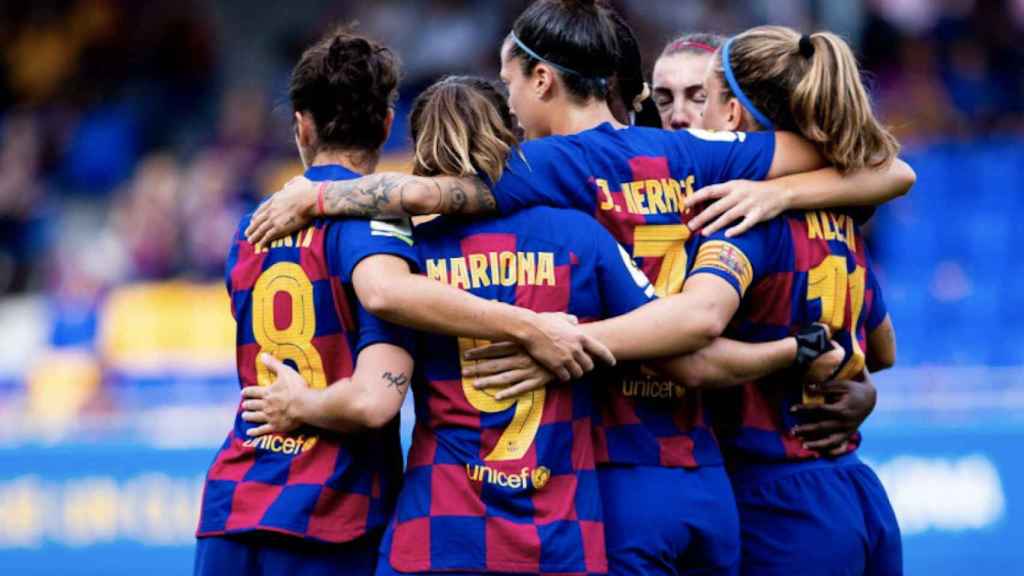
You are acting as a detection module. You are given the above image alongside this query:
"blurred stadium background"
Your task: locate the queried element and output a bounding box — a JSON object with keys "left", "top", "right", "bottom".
{"left": 0, "top": 0, "right": 1020, "bottom": 574}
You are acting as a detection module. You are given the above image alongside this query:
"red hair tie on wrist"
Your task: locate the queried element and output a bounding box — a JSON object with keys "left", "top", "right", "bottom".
{"left": 316, "top": 182, "right": 327, "bottom": 217}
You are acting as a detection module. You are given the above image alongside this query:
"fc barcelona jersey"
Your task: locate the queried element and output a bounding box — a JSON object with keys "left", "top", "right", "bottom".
{"left": 196, "top": 164, "right": 417, "bottom": 543}
{"left": 490, "top": 123, "right": 776, "bottom": 468}
{"left": 687, "top": 209, "right": 888, "bottom": 464}
{"left": 381, "top": 207, "right": 654, "bottom": 574}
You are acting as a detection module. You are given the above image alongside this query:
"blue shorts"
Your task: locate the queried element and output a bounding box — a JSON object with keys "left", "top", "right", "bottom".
{"left": 729, "top": 452, "right": 902, "bottom": 576}
{"left": 598, "top": 464, "right": 740, "bottom": 576}
{"left": 194, "top": 530, "right": 380, "bottom": 576}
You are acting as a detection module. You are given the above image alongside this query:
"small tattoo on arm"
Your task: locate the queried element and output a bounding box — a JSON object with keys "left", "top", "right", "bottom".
{"left": 382, "top": 371, "right": 409, "bottom": 395}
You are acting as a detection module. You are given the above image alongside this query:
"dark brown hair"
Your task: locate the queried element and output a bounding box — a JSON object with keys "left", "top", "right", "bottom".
{"left": 508, "top": 0, "right": 619, "bottom": 102}
{"left": 289, "top": 26, "right": 399, "bottom": 153}
{"left": 409, "top": 76, "right": 518, "bottom": 184}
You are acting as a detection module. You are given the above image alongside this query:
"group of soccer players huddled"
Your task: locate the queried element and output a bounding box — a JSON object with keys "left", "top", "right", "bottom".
{"left": 193, "top": 1, "right": 914, "bottom": 575}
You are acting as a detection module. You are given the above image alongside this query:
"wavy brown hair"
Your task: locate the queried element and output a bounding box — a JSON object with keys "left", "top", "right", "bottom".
{"left": 289, "top": 26, "right": 399, "bottom": 153}
{"left": 715, "top": 26, "right": 899, "bottom": 173}
{"left": 409, "top": 76, "right": 519, "bottom": 184}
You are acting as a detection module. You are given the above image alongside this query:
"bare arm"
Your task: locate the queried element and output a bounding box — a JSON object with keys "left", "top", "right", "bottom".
{"left": 866, "top": 315, "right": 896, "bottom": 372}
{"left": 241, "top": 345, "right": 413, "bottom": 435}
{"left": 296, "top": 343, "right": 414, "bottom": 431}
{"left": 778, "top": 160, "right": 915, "bottom": 211}
{"left": 766, "top": 132, "right": 828, "bottom": 179}
{"left": 352, "top": 254, "right": 614, "bottom": 382}
{"left": 688, "top": 140, "right": 915, "bottom": 238}
{"left": 653, "top": 337, "right": 797, "bottom": 389}
{"left": 582, "top": 274, "right": 740, "bottom": 361}
{"left": 246, "top": 174, "right": 495, "bottom": 247}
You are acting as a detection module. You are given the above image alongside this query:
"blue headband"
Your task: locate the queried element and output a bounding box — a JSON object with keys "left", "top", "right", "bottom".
{"left": 721, "top": 37, "right": 775, "bottom": 130}
{"left": 509, "top": 31, "right": 608, "bottom": 88}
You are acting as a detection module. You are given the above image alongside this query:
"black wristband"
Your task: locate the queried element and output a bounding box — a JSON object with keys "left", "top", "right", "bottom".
{"left": 794, "top": 324, "right": 832, "bottom": 370}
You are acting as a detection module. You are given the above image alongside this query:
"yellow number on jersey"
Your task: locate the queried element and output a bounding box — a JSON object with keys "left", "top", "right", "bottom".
{"left": 251, "top": 262, "right": 327, "bottom": 389}
{"left": 805, "top": 256, "right": 867, "bottom": 402}
{"left": 632, "top": 224, "right": 691, "bottom": 297}
{"left": 458, "top": 337, "right": 544, "bottom": 461}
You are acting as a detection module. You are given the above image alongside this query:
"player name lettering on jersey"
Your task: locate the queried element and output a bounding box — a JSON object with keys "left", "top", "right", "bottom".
{"left": 805, "top": 210, "right": 857, "bottom": 252}
{"left": 595, "top": 174, "right": 696, "bottom": 216}
{"left": 253, "top": 226, "right": 316, "bottom": 253}
{"left": 241, "top": 433, "right": 318, "bottom": 455}
{"left": 425, "top": 251, "right": 556, "bottom": 289}
{"left": 465, "top": 463, "right": 552, "bottom": 491}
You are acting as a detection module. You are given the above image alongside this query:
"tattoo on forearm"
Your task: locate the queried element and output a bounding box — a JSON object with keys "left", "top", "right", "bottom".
{"left": 323, "top": 173, "right": 497, "bottom": 218}
{"left": 382, "top": 371, "right": 409, "bottom": 395}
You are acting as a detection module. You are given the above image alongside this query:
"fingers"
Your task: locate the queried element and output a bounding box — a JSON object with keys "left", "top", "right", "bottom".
{"left": 802, "top": 432, "right": 851, "bottom": 452}
{"left": 574, "top": 348, "right": 595, "bottom": 374}
{"left": 245, "top": 207, "right": 268, "bottom": 240}
{"left": 472, "top": 368, "right": 536, "bottom": 390}
{"left": 246, "top": 423, "right": 275, "bottom": 437}
{"left": 686, "top": 187, "right": 736, "bottom": 232}
{"left": 828, "top": 441, "right": 851, "bottom": 457}
{"left": 494, "top": 378, "right": 545, "bottom": 401}
{"left": 566, "top": 358, "right": 585, "bottom": 380}
{"left": 553, "top": 366, "right": 571, "bottom": 382}
{"left": 582, "top": 335, "right": 616, "bottom": 367}
{"left": 790, "top": 402, "right": 842, "bottom": 417}
{"left": 700, "top": 204, "right": 745, "bottom": 237}
{"left": 791, "top": 419, "right": 845, "bottom": 438}
{"left": 260, "top": 353, "right": 286, "bottom": 375}
{"left": 241, "top": 410, "right": 268, "bottom": 424}
{"left": 724, "top": 213, "right": 757, "bottom": 238}
{"left": 241, "top": 386, "right": 267, "bottom": 400}
{"left": 463, "top": 355, "right": 530, "bottom": 379}
{"left": 684, "top": 183, "right": 728, "bottom": 211}
{"left": 464, "top": 342, "right": 520, "bottom": 361}
{"left": 241, "top": 399, "right": 265, "bottom": 412}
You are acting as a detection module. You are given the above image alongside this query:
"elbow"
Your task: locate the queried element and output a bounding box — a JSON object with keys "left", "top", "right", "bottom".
{"left": 360, "top": 279, "right": 402, "bottom": 320}
{"left": 697, "top": 309, "right": 729, "bottom": 349}
{"left": 892, "top": 159, "right": 916, "bottom": 198}
{"left": 869, "top": 350, "right": 896, "bottom": 372}
{"left": 350, "top": 398, "right": 395, "bottom": 430}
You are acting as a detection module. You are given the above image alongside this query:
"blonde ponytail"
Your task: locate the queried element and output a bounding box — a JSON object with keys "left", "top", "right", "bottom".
{"left": 717, "top": 26, "right": 899, "bottom": 173}
{"left": 409, "top": 76, "right": 519, "bottom": 184}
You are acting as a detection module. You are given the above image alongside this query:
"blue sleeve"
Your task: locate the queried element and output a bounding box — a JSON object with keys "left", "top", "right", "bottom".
{"left": 590, "top": 222, "right": 656, "bottom": 316}
{"left": 688, "top": 221, "right": 777, "bottom": 298}
{"left": 865, "top": 265, "right": 888, "bottom": 332}
{"left": 225, "top": 223, "right": 242, "bottom": 295}
{"left": 353, "top": 300, "right": 417, "bottom": 356}
{"left": 330, "top": 218, "right": 419, "bottom": 282}
{"left": 678, "top": 129, "right": 775, "bottom": 187}
{"left": 491, "top": 137, "right": 597, "bottom": 215}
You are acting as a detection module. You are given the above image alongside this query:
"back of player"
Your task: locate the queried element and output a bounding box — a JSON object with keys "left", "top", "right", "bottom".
{"left": 687, "top": 210, "right": 901, "bottom": 575}
{"left": 194, "top": 28, "right": 413, "bottom": 576}
{"left": 376, "top": 206, "right": 654, "bottom": 575}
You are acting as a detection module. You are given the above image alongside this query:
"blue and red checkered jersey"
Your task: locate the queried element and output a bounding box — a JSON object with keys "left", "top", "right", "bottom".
{"left": 381, "top": 206, "right": 654, "bottom": 574}
{"left": 196, "top": 164, "right": 417, "bottom": 543}
{"left": 491, "top": 124, "right": 775, "bottom": 468}
{"left": 687, "top": 209, "right": 888, "bottom": 465}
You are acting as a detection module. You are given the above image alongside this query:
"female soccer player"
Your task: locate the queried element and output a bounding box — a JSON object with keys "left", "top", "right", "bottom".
{"left": 242, "top": 3, "right": 912, "bottom": 573}
{"left": 243, "top": 74, "right": 842, "bottom": 576}
{"left": 695, "top": 26, "right": 902, "bottom": 575}
{"left": 652, "top": 33, "right": 724, "bottom": 131}
{"left": 194, "top": 27, "right": 618, "bottom": 576}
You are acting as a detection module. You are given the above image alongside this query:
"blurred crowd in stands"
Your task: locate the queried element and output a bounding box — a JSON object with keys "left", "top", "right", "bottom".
{"left": 0, "top": 0, "right": 1020, "bottom": 369}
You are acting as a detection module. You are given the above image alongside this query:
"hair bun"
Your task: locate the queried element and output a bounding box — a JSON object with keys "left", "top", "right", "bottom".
{"left": 798, "top": 34, "right": 815, "bottom": 59}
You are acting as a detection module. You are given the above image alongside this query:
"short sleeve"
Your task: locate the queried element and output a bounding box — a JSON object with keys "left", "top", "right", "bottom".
{"left": 331, "top": 218, "right": 419, "bottom": 282}
{"left": 865, "top": 265, "right": 888, "bottom": 332}
{"left": 225, "top": 220, "right": 244, "bottom": 295}
{"left": 678, "top": 129, "right": 775, "bottom": 187}
{"left": 491, "top": 137, "right": 596, "bottom": 215}
{"left": 591, "top": 222, "right": 656, "bottom": 316}
{"left": 353, "top": 300, "right": 417, "bottom": 356}
{"left": 688, "top": 222, "right": 778, "bottom": 298}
